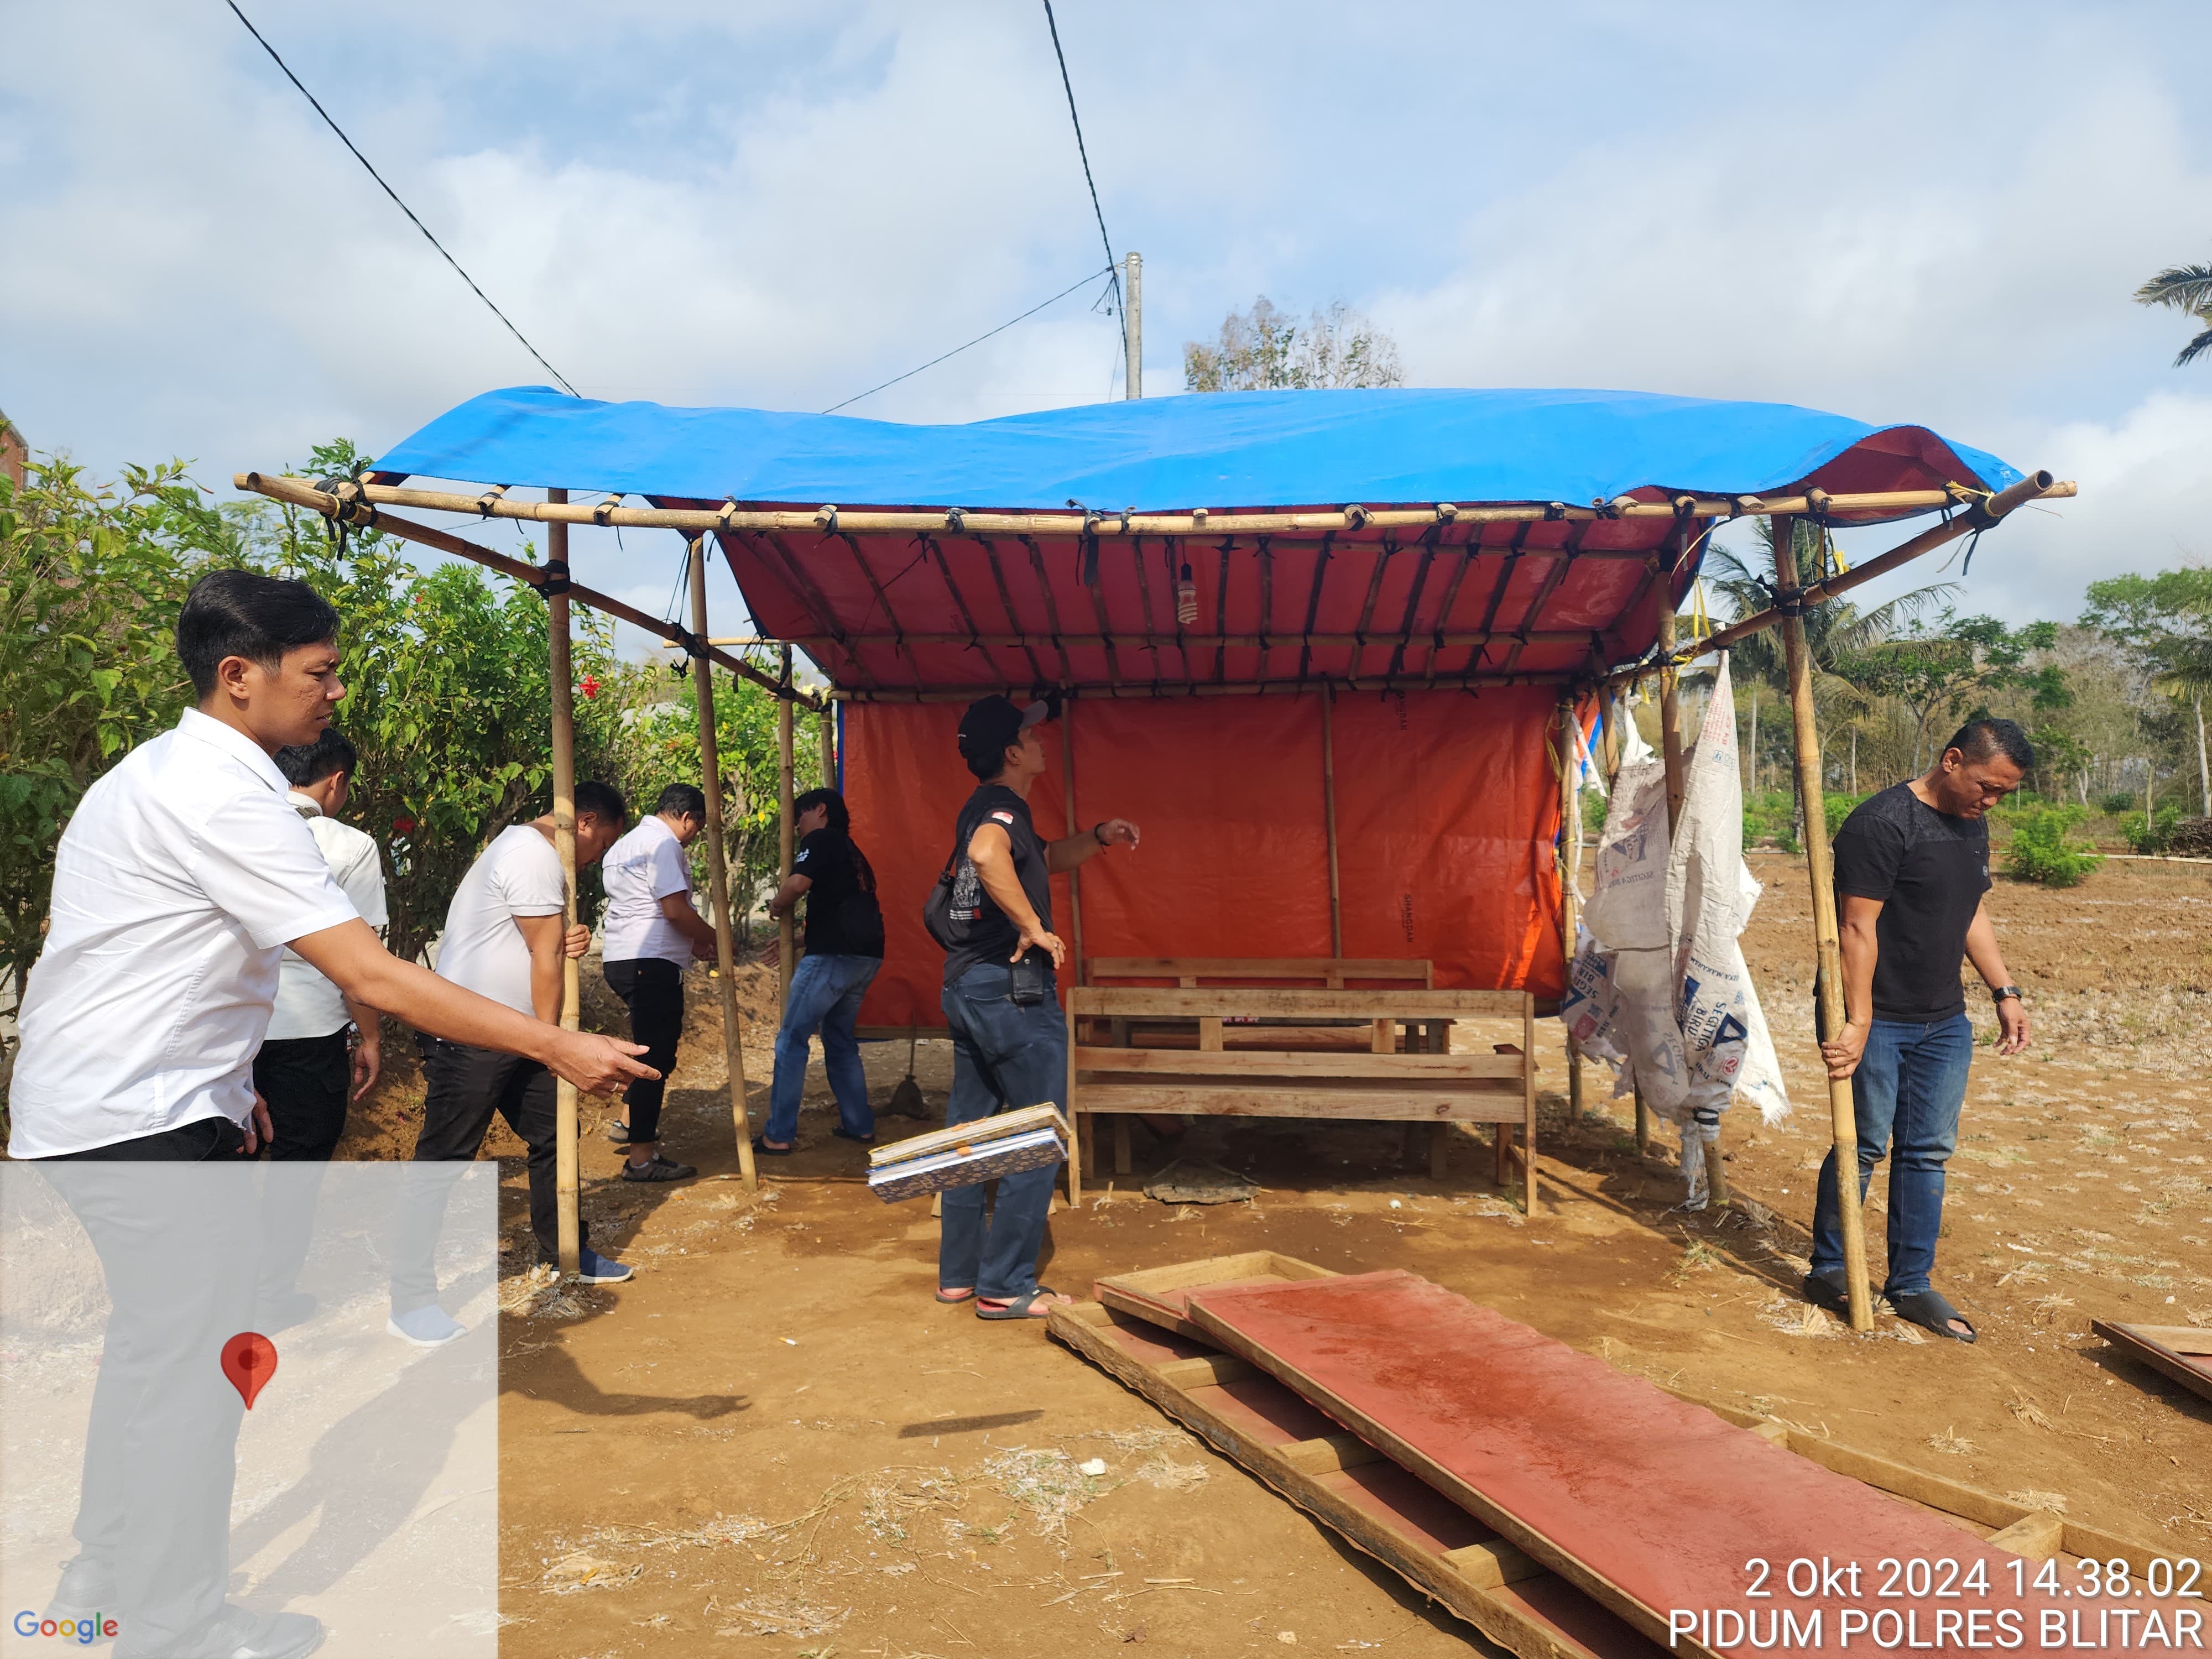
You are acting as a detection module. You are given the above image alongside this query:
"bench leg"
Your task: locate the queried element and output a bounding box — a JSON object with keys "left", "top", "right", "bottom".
{"left": 1113, "top": 1115, "right": 1133, "bottom": 1177}
{"left": 1524, "top": 1114, "right": 1538, "bottom": 1215}
{"left": 1429, "top": 1123, "right": 1449, "bottom": 1182}
{"left": 1081, "top": 1112, "right": 1100, "bottom": 1181}
{"left": 1494, "top": 1121, "right": 1511, "bottom": 1187}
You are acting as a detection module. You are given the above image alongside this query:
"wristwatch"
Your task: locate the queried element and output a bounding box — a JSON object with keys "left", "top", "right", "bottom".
{"left": 1990, "top": 985, "right": 2022, "bottom": 1004}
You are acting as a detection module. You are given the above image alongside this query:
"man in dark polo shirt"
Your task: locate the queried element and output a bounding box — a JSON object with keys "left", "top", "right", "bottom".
{"left": 935, "top": 695, "right": 1138, "bottom": 1319}
{"left": 759, "top": 787, "right": 886, "bottom": 1154}
{"left": 1806, "top": 718, "right": 2034, "bottom": 1342}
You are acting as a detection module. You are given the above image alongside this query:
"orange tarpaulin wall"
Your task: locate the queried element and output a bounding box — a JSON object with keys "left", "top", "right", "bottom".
{"left": 843, "top": 686, "right": 1568, "bottom": 1030}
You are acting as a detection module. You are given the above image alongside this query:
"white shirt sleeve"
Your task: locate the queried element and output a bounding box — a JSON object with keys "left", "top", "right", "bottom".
{"left": 189, "top": 792, "right": 358, "bottom": 950}
{"left": 650, "top": 832, "right": 693, "bottom": 902}
{"left": 335, "top": 833, "right": 389, "bottom": 931}
{"left": 498, "top": 832, "right": 568, "bottom": 919}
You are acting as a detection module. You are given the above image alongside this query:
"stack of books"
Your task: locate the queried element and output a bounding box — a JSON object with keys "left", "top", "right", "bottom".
{"left": 865, "top": 1104, "right": 1071, "bottom": 1203}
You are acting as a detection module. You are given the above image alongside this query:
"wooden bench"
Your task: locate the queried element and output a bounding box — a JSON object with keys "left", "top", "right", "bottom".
{"left": 1063, "top": 985, "right": 1537, "bottom": 1210}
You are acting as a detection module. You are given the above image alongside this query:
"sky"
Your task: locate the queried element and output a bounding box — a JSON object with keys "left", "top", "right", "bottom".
{"left": 4, "top": 0, "right": 2209, "bottom": 652}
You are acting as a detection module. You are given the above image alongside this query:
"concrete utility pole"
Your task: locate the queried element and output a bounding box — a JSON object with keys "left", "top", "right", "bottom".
{"left": 1123, "top": 251, "right": 1141, "bottom": 399}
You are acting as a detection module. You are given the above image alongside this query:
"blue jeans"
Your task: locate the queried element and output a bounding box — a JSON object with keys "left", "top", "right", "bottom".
{"left": 765, "top": 953, "right": 881, "bottom": 1144}
{"left": 1810, "top": 1013, "right": 1974, "bottom": 1298}
{"left": 940, "top": 961, "right": 1068, "bottom": 1301}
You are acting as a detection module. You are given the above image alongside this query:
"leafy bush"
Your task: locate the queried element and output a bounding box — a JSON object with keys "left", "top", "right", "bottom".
{"left": 2099, "top": 790, "right": 2137, "bottom": 816}
{"left": 2120, "top": 804, "right": 2183, "bottom": 855}
{"left": 2002, "top": 805, "right": 2103, "bottom": 886}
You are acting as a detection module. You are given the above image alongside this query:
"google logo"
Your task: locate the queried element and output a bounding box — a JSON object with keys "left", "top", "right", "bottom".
{"left": 12, "top": 1611, "right": 118, "bottom": 1643}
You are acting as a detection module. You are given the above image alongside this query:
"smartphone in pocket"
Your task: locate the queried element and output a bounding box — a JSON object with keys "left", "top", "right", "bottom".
{"left": 1009, "top": 955, "right": 1047, "bottom": 1005}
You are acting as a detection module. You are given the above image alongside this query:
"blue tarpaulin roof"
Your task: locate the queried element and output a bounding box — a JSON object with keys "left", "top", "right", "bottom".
{"left": 374, "top": 384, "right": 2022, "bottom": 514}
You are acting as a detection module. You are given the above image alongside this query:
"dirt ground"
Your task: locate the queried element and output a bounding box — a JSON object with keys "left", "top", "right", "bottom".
{"left": 336, "top": 864, "right": 2212, "bottom": 1658}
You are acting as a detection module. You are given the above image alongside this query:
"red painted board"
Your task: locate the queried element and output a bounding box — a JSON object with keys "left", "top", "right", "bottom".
{"left": 1185, "top": 1272, "right": 2197, "bottom": 1659}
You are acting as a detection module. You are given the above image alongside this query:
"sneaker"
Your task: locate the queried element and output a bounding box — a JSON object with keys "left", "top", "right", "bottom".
{"left": 133, "top": 1604, "right": 324, "bottom": 1659}
{"left": 576, "top": 1247, "right": 633, "bottom": 1285}
{"left": 604, "top": 1120, "right": 633, "bottom": 1144}
{"left": 619, "top": 1154, "right": 697, "bottom": 1183}
{"left": 44, "top": 1552, "right": 113, "bottom": 1628}
{"left": 386, "top": 1305, "right": 466, "bottom": 1348}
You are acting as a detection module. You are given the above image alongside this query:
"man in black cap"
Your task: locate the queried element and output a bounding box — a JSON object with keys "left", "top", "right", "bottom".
{"left": 936, "top": 693, "right": 1137, "bottom": 1319}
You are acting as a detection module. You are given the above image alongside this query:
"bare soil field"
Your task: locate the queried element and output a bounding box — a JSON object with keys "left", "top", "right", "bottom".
{"left": 339, "top": 860, "right": 2212, "bottom": 1658}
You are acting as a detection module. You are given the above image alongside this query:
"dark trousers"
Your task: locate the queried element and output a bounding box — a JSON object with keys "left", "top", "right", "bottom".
{"left": 252, "top": 1028, "right": 351, "bottom": 1161}
{"left": 938, "top": 961, "right": 1066, "bottom": 1301}
{"left": 392, "top": 1037, "right": 582, "bottom": 1312}
{"left": 603, "top": 957, "right": 683, "bottom": 1142}
{"left": 32, "top": 1152, "right": 258, "bottom": 1653}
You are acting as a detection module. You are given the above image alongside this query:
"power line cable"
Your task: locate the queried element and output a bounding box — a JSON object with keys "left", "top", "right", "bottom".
{"left": 821, "top": 265, "right": 1115, "bottom": 415}
{"left": 221, "top": 0, "right": 580, "bottom": 397}
{"left": 1041, "top": 1, "right": 1124, "bottom": 364}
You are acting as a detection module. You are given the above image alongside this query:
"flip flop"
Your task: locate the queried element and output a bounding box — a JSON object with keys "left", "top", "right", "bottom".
{"left": 749, "top": 1135, "right": 795, "bottom": 1157}
{"left": 1801, "top": 1269, "right": 1852, "bottom": 1317}
{"left": 976, "top": 1285, "right": 1065, "bottom": 1321}
{"left": 1888, "top": 1288, "right": 1978, "bottom": 1343}
{"left": 832, "top": 1127, "right": 877, "bottom": 1145}
{"left": 935, "top": 1287, "right": 976, "bottom": 1305}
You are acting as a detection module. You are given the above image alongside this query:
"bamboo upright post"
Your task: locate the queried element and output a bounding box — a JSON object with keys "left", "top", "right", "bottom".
{"left": 1559, "top": 696, "right": 1583, "bottom": 1121}
{"left": 1772, "top": 516, "right": 1874, "bottom": 1332}
{"left": 1062, "top": 697, "right": 1086, "bottom": 980}
{"left": 776, "top": 644, "right": 796, "bottom": 1003}
{"left": 1062, "top": 698, "right": 1088, "bottom": 1197}
{"left": 546, "top": 492, "right": 582, "bottom": 1275}
{"left": 818, "top": 705, "right": 836, "bottom": 786}
{"left": 1322, "top": 682, "right": 1343, "bottom": 955}
{"left": 1123, "top": 251, "right": 1142, "bottom": 399}
{"left": 689, "top": 538, "right": 758, "bottom": 1191}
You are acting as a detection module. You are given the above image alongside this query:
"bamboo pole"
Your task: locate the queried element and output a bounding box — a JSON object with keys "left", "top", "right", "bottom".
{"left": 1322, "top": 683, "right": 1343, "bottom": 955}
{"left": 1559, "top": 695, "right": 1583, "bottom": 1121}
{"left": 233, "top": 472, "right": 819, "bottom": 708}
{"left": 689, "top": 537, "right": 758, "bottom": 1191}
{"left": 269, "top": 471, "right": 2074, "bottom": 541}
{"left": 777, "top": 644, "right": 796, "bottom": 1003}
{"left": 1123, "top": 251, "right": 1142, "bottom": 399}
{"left": 546, "top": 492, "right": 582, "bottom": 1276}
{"left": 818, "top": 705, "right": 836, "bottom": 786}
{"left": 831, "top": 670, "right": 1577, "bottom": 704}
{"left": 1062, "top": 697, "right": 1086, "bottom": 983}
{"left": 698, "top": 627, "right": 1603, "bottom": 654}
{"left": 1772, "top": 515, "right": 1874, "bottom": 1332}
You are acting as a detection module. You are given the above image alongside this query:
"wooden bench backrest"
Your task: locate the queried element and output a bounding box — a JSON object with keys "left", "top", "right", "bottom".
{"left": 1085, "top": 957, "right": 1433, "bottom": 990}
{"left": 1067, "top": 986, "right": 1527, "bottom": 1019}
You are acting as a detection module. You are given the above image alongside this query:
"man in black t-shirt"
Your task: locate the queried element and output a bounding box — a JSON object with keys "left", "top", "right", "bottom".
{"left": 759, "top": 788, "right": 885, "bottom": 1153}
{"left": 937, "top": 694, "right": 1138, "bottom": 1319}
{"left": 1806, "top": 718, "right": 2034, "bottom": 1343}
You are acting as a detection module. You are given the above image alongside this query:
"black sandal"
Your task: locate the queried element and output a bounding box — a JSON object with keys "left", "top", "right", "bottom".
{"left": 1887, "top": 1288, "right": 1977, "bottom": 1343}
{"left": 832, "top": 1126, "right": 877, "bottom": 1145}
{"left": 749, "top": 1135, "right": 795, "bottom": 1157}
{"left": 1802, "top": 1269, "right": 1851, "bottom": 1317}
{"left": 976, "top": 1285, "right": 1066, "bottom": 1321}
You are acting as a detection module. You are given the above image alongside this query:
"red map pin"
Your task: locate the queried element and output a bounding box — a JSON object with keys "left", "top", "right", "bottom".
{"left": 221, "top": 1332, "right": 278, "bottom": 1410}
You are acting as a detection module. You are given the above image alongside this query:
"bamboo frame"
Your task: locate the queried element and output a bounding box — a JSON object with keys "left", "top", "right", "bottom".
{"left": 319, "top": 472, "right": 2075, "bottom": 539}
{"left": 546, "top": 493, "right": 582, "bottom": 1276}
{"left": 1063, "top": 697, "right": 1086, "bottom": 989}
{"left": 1772, "top": 514, "right": 1874, "bottom": 1332}
{"left": 1558, "top": 695, "right": 1582, "bottom": 1123}
{"left": 1322, "top": 684, "right": 1343, "bottom": 956}
{"left": 232, "top": 472, "right": 821, "bottom": 708}
{"left": 777, "top": 644, "right": 796, "bottom": 1002}
{"left": 831, "top": 671, "right": 1574, "bottom": 703}
{"left": 690, "top": 536, "right": 759, "bottom": 1192}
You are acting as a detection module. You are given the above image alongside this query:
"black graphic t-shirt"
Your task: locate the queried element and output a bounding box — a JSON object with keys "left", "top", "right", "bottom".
{"left": 941, "top": 784, "right": 1052, "bottom": 984}
{"left": 794, "top": 828, "right": 882, "bottom": 958}
{"left": 1830, "top": 782, "right": 1991, "bottom": 1022}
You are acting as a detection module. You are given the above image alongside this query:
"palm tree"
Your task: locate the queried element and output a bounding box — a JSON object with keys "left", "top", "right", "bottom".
{"left": 2136, "top": 264, "right": 2212, "bottom": 367}
{"left": 1689, "top": 520, "right": 1953, "bottom": 795}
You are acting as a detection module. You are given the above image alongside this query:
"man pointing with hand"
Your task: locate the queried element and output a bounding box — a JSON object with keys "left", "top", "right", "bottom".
{"left": 934, "top": 694, "right": 1136, "bottom": 1320}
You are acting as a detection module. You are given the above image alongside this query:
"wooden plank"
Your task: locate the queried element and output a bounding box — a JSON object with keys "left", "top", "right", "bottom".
{"left": 1087, "top": 957, "right": 1433, "bottom": 984}
{"left": 1986, "top": 1512, "right": 2065, "bottom": 1560}
{"left": 1074, "top": 1083, "right": 1526, "bottom": 1121}
{"left": 2090, "top": 1319, "right": 2212, "bottom": 1405}
{"left": 1777, "top": 1434, "right": 2038, "bottom": 1530}
{"left": 1098, "top": 1252, "right": 1337, "bottom": 1340}
{"left": 1279, "top": 1432, "right": 1386, "bottom": 1475}
{"left": 1153, "top": 1352, "right": 1258, "bottom": 1387}
{"left": 1046, "top": 1303, "right": 1651, "bottom": 1659}
{"left": 1197, "top": 1017, "right": 1223, "bottom": 1052}
{"left": 1446, "top": 1539, "right": 1547, "bottom": 1591}
{"left": 1113, "top": 1116, "right": 1132, "bottom": 1177}
{"left": 1068, "top": 987, "right": 1530, "bottom": 1019}
{"left": 1183, "top": 1272, "right": 2160, "bottom": 1659}
{"left": 1072, "top": 1046, "right": 1524, "bottom": 1078}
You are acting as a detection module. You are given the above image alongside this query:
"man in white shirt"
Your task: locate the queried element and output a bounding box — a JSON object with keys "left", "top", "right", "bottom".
{"left": 598, "top": 782, "right": 718, "bottom": 1181}
{"left": 12, "top": 569, "right": 653, "bottom": 1659}
{"left": 257, "top": 727, "right": 388, "bottom": 1161}
{"left": 397, "top": 780, "right": 634, "bottom": 1324}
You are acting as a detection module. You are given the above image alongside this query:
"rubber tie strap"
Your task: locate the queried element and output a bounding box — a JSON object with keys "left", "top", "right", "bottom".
{"left": 534, "top": 559, "right": 572, "bottom": 599}
{"left": 592, "top": 495, "right": 620, "bottom": 526}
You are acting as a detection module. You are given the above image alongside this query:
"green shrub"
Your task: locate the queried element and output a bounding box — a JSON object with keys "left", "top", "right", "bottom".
{"left": 2120, "top": 805, "right": 2182, "bottom": 855}
{"left": 2099, "top": 790, "right": 2137, "bottom": 816}
{"left": 2002, "top": 805, "right": 2103, "bottom": 886}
